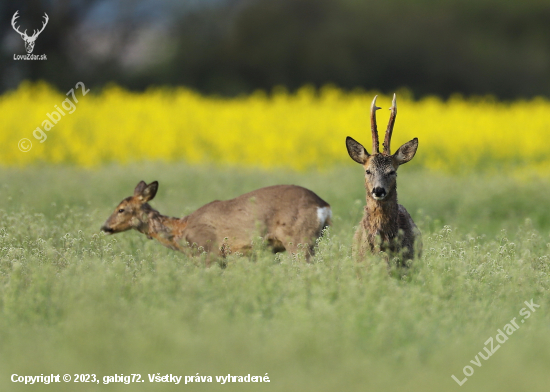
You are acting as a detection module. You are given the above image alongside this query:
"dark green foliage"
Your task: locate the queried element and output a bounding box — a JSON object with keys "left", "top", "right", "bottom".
{"left": 3, "top": 0, "right": 550, "bottom": 99}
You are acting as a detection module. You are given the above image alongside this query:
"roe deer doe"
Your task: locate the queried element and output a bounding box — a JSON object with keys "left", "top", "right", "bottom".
{"left": 101, "top": 181, "right": 331, "bottom": 261}
{"left": 345, "top": 94, "right": 421, "bottom": 264}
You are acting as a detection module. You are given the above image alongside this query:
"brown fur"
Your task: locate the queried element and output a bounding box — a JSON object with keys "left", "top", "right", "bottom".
{"left": 101, "top": 181, "right": 331, "bottom": 262}
{"left": 346, "top": 95, "right": 422, "bottom": 265}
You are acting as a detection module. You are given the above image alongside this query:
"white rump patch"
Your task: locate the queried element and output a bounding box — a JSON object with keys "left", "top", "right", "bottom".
{"left": 317, "top": 206, "right": 332, "bottom": 229}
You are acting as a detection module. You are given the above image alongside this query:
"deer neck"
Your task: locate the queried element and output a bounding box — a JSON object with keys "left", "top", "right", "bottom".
{"left": 136, "top": 205, "right": 188, "bottom": 251}
{"left": 364, "top": 189, "right": 399, "bottom": 240}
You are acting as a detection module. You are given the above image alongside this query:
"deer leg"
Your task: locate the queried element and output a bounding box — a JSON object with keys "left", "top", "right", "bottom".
{"left": 282, "top": 234, "right": 317, "bottom": 262}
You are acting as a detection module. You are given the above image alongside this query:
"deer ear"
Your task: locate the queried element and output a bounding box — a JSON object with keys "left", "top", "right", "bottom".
{"left": 346, "top": 137, "right": 370, "bottom": 164}
{"left": 393, "top": 138, "right": 418, "bottom": 165}
{"left": 134, "top": 181, "right": 147, "bottom": 196}
{"left": 139, "top": 181, "right": 158, "bottom": 202}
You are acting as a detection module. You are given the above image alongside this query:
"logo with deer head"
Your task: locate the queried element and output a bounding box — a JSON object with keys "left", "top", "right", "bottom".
{"left": 11, "top": 11, "right": 49, "bottom": 54}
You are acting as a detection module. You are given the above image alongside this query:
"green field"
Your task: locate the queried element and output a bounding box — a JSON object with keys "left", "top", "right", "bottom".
{"left": 1, "top": 163, "right": 549, "bottom": 391}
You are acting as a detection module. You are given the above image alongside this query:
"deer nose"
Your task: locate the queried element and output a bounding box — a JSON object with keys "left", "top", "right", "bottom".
{"left": 372, "top": 187, "right": 387, "bottom": 199}
{"left": 101, "top": 225, "right": 114, "bottom": 234}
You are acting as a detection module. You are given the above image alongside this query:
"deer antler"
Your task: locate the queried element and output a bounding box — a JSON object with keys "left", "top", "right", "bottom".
{"left": 370, "top": 95, "right": 381, "bottom": 153}
{"left": 11, "top": 11, "right": 28, "bottom": 39}
{"left": 11, "top": 11, "right": 48, "bottom": 41}
{"left": 30, "top": 13, "right": 49, "bottom": 39}
{"left": 383, "top": 94, "right": 397, "bottom": 155}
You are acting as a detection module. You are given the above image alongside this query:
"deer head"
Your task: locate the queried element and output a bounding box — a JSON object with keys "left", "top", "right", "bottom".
{"left": 11, "top": 11, "right": 49, "bottom": 54}
{"left": 101, "top": 181, "right": 159, "bottom": 234}
{"left": 346, "top": 95, "right": 418, "bottom": 201}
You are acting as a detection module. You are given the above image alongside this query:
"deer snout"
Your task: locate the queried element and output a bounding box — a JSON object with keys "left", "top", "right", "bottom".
{"left": 372, "top": 187, "right": 387, "bottom": 200}
{"left": 100, "top": 225, "right": 114, "bottom": 234}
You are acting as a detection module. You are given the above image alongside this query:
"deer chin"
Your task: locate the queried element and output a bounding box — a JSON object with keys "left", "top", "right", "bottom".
{"left": 372, "top": 194, "right": 387, "bottom": 201}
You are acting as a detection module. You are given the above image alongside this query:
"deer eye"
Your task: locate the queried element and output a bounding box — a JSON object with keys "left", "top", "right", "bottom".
{"left": 118, "top": 209, "right": 125, "bottom": 213}
{"left": 366, "top": 170, "right": 371, "bottom": 175}
{"left": 388, "top": 170, "right": 396, "bottom": 176}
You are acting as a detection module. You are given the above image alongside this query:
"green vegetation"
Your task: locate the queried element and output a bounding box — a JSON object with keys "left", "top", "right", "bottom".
{"left": 1, "top": 163, "right": 549, "bottom": 391}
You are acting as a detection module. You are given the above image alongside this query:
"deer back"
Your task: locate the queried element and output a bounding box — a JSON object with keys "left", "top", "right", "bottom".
{"left": 180, "top": 185, "right": 331, "bottom": 253}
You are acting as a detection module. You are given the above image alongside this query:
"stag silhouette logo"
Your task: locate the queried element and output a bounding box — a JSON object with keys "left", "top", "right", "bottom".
{"left": 11, "top": 11, "right": 49, "bottom": 54}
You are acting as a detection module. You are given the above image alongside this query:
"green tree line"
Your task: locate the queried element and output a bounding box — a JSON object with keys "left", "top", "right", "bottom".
{"left": 2, "top": 0, "right": 550, "bottom": 98}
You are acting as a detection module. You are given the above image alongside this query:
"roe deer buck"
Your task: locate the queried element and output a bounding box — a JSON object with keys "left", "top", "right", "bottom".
{"left": 101, "top": 181, "right": 331, "bottom": 261}
{"left": 345, "top": 94, "right": 421, "bottom": 264}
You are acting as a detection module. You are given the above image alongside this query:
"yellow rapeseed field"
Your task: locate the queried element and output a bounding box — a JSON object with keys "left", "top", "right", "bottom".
{"left": 1, "top": 82, "right": 548, "bottom": 173}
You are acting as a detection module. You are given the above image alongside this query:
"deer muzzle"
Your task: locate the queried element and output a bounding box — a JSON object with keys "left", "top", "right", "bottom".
{"left": 372, "top": 187, "right": 387, "bottom": 200}
{"left": 100, "top": 225, "right": 114, "bottom": 234}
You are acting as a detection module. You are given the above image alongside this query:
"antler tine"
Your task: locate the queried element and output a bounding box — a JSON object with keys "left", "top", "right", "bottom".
{"left": 41, "top": 13, "right": 49, "bottom": 30}
{"left": 383, "top": 94, "right": 397, "bottom": 155}
{"left": 11, "top": 10, "right": 27, "bottom": 38}
{"left": 370, "top": 95, "right": 381, "bottom": 153}
{"left": 31, "top": 13, "right": 49, "bottom": 38}
{"left": 11, "top": 10, "right": 19, "bottom": 26}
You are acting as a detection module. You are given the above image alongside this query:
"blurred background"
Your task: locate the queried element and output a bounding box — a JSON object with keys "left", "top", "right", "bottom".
{"left": 2, "top": 0, "right": 550, "bottom": 99}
